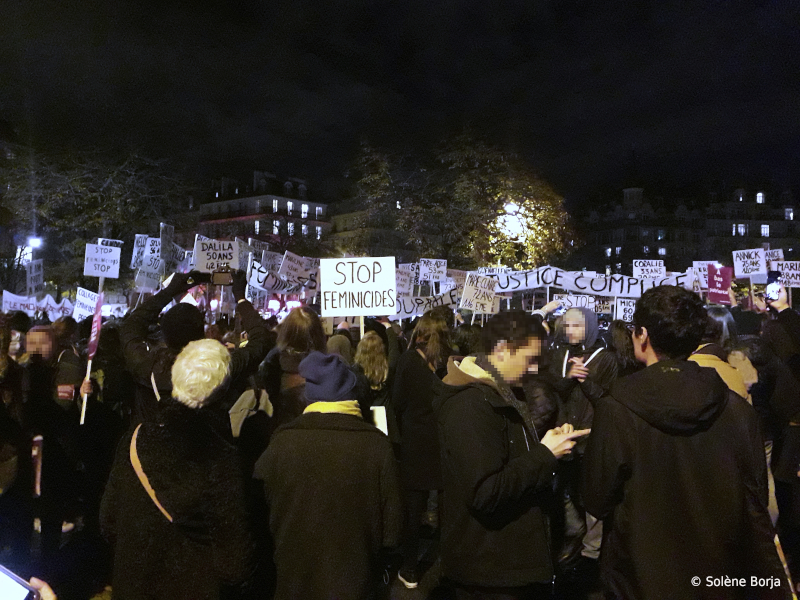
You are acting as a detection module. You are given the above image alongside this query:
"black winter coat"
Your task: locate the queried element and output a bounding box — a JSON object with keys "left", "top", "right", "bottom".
{"left": 254, "top": 411, "right": 403, "bottom": 600}
{"left": 434, "top": 356, "right": 558, "bottom": 588}
{"left": 583, "top": 360, "right": 789, "bottom": 600}
{"left": 100, "top": 403, "right": 255, "bottom": 600}
{"left": 393, "top": 349, "right": 442, "bottom": 489}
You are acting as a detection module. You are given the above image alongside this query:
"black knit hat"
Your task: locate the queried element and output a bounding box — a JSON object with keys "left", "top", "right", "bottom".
{"left": 299, "top": 351, "right": 358, "bottom": 402}
{"left": 161, "top": 303, "right": 205, "bottom": 350}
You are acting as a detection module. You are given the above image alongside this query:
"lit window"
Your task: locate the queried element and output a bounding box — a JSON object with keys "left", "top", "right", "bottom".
{"left": 301, "top": 204, "right": 308, "bottom": 219}
{"left": 732, "top": 224, "right": 737, "bottom": 236}
{"left": 738, "top": 224, "right": 747, "bottom": 236}
{"left": 287, "top": 202, "right": 293, "bottom": 215}
{"left": 302, "top": 224, "right": 308, "bottom": 236}
{"left": 658, "top": 247, "right": 666, "bottom": 256}
{"left": 316, "top": 226, "right": 322, "bottom": 240}
{"left": 605, "top": 248, "right": 611, "bottom": 257}
{"left": 235, "top": 188, "right": 238, "bottom": 195}
{"left": 215, "top": 192, "right": 219, "bottom": 198}
{"left": 255, "top": 220, "right": 260, "bottom": 235}
{"left": 615, "top": 246, "right": 621, "bottom": 255}
{"left": 657, "top": 229, "right": 665, "bottom": 240}
{"left": 756, "top": 192, "right": 764, "bottom": 204}
{"left": 273, "top": 199, "right": 278, "bottom": 213}
{"left": 606, "top": 265, "right": 611, "bottom": 276}
{"left": 615, "top": 263, "right": 622, "bottom": 272}
{"left": 761, "top": 224, "right": 769, "bottom": 237}
{"left": 273, "top": 220, "right": 280, "bottom": 235}
{"left": 786, "top": 208, "right": 794, "bottom": 221}
{"left": 739, "top": 193, "right": 744, "bottom": 202}
{"left": 396, "top": 201, "right": 401, "bottom": 210}
{"left": 316, "top": 206, "right": 322, "bottom": 219}
{"left": 288, "top": 222, "right": 295, "bottom": 236}
{"left": 643, "top": 245, "right": 649, "bottom": 254}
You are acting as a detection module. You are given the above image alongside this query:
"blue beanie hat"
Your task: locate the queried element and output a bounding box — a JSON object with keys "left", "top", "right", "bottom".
{"left": 299, "top": 351, "right": 358, "bottom": 402}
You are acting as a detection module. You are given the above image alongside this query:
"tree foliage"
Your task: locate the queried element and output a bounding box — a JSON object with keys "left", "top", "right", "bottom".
{"left": 0, "top": 150, "right": 195, "bottom": 291}
{"left": 347, "top": 132, "right": 575, "bottom": 270}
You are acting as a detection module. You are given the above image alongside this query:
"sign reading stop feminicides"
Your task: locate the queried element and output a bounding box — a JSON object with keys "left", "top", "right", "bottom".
{"left": 320, "top": 257, "right": 397, "bottom": 317}
{"left": 84, "top": 244, "right": 121, "bottom": 278}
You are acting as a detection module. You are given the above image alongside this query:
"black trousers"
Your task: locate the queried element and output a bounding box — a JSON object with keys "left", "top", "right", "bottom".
{"left": 401, "top": 488, "right": 432, "bottom": 573}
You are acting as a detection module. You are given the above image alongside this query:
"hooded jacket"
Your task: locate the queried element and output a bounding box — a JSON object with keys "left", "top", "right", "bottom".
{"left": 583, "top": 360, "right": 788, "bottom": 600}
{"left": 688, "top": 343, "right": 749, "bottom": 401}
{"left": 433, "top": 355, "right": 558, "bottom": 588}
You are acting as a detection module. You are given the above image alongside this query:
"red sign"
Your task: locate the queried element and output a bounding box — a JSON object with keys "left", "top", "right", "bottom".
{"left": 86, "top": 292, "right": 104, "bottom": 358}
{"left": 708, "top": 265, "right": 733, "bottom": 305}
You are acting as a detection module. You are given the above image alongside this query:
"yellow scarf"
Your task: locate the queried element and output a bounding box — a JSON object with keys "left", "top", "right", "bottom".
{"left": 303, "top": 400, "right": 363, "bottom": 418}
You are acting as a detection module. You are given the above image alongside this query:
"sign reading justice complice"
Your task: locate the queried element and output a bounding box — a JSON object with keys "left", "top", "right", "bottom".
{"left": 320, "top": 257, "right": 397, "bottom": 317}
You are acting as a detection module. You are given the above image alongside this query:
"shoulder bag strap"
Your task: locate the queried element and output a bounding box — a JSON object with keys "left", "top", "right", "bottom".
{"left": 129, "top": 424, "right": 173, "bottom": 523}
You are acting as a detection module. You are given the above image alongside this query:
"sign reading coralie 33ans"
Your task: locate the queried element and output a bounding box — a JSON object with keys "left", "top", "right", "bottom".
{"left": 320, "top": 257, "right": 397, "bottom": 317}
{"left": 486, "top": 265, "right": 696, "bottom": 299}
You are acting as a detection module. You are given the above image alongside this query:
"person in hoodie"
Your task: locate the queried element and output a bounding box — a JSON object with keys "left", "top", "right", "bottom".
{"left": 546, "top": 307, "right": 618, "bottom": 588}
{"left": 434, "top": 310, "right": 590, "bottom": 600}
{"left": 583, "top": 285, "right": 789, "bottom": 600}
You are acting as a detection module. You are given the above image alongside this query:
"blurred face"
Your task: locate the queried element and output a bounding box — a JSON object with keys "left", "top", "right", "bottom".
{"left": 492, "top": 337, "right": 543, "bottom": 385}
{"left": 27, "top": 331, "right": 55, "bottom": 361}
{"left": 564, "top": 310, "right": 587, "bottom": 345}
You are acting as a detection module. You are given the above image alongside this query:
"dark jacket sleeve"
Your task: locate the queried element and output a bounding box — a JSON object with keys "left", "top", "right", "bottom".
{"left": 580, "top": 351, "right": 619, "bottom": 403}
{"left": 776, "top": 308, "right": 800, "bottom": 351}
{"left": 119, "top": 289, "right": 175, "bottom": 384}
{"left": 206, "top": 449, "right": 257, "bottom": 584}
{"left": 582, "top": 395, "right": 634, "bottom": 519}
{"left": 379, "top": 442, "right": 403, "bottom": 549}
{"left": 228, "top": 301, "right": 270, "bottom": 383}
{"left": 440, "top": 390, "right": 557, "bottom": 516}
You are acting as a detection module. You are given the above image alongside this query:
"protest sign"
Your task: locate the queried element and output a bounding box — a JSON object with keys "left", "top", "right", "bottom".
{"left": 320, "top": 257, "right": 397, "bottom": 317}
{"left": 419, "top": 258, "right": 447, "bottom": 282}
{"left": 73, "top": 288, "right": 99, "bottom": 322}
{"left": 708, "top": 264, "right": 734, "bottom": 304}
{"left": 26, "top": 260, "right": 44, "bottom": 296}
{"left": 732, "top": 248, "right": 767, "bottom": 279}
{"left": 193, "top": 239, "right": 239, "bottom": 273}
{"left": 98, "top": 238, "right": 124, "bottom": 248}
{"left": 488, "top": 265, "right": 695, "bottom": 299}
{"left": 615, "top": 298, "right": 636, "bottom": 322}
{"left": 248, "top": 238, "right": 271, "bottom": 254}
{"left": 399, "top": 263, "right": 420, "bottom": 286}
{"left": 135, "top": 266, "right": 162, "bottom": 292}
{"left": 477, "top": 266, "right": 511, "bottom": 274}
{"left": 766, "top": 249, "right": 784, "bottom": 263}
{"left": 83, "top": 244, "right": 121, "bottom": 278}
{"left": 441, "top": 269, "right": 467, "bottom": 295}
{"left": 459, "top": 273, "right": 497, "bottom": 312}
{"left": 178, "top": 251, "right": 193, "bottom": 273}
{"left": 278, "top": 251, "right": 311, "bottom": 285}
{"left": 769, "top": 261, "right": 800, "bottom": 287}
{"left": 162, "top": 243, "right": 185, "bottom": 274}
{"left": 248, "top": 260, "right": 313, "bottom": 294}
{"left": 395, "top": 269, "right": 412, "bottom": 296}
{"left": 159, "top": 223, "right": 174, "bottom": 260}
{"left": 131, "top": 234, "right": 148, "bottom": 269}
{"left": 261, "top": 250, "right": 283, "bottom": 273}
{"left": 235, "top": 238, "right": 257, "bottom": 272}
{"left": 553, "top": 294, "right": 596, "bottom": 310}
{"left": 472, "top": 295, "right": 501, "bottom": 315}
{"left": 632, "top": 260, "right": 666, "bottom": 279}
{"left": 3, "top": 292, "right": 73, "bottom": 321}
{"left": 692, "top": 261, "right": 714, "bottom": 289}
{"left": 394, "top": 288, "right": 461, "bottom": 319}
{"left": 595, "top": 297, "right": 612, "bottom": 314}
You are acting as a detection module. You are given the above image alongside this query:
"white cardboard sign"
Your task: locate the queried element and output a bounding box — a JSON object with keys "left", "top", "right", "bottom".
{"left": 733, "top": 248, "right": 767, "bottom": 278}
{"left": 26, "top": 260, "right": 44, "bottom": 296}
{"left": 419, "top": 258, "right": 447, "bottom": 282}
{"left": 193, "top": 239, "right": 239, "bottom": 273}
{"left": 769, "top": 261, "right": 800, "bottom": 287}
{"left": 632, "top": 260, "right": 665, "bottom": 279}
{"left": 131, "top": 234, "right": 148, "bottom": 269}
{"left": 159, "top": 223, "right": 174, "bottom": 260}
{"left": 395, "top": 269, "right": 412, "bottom": 296}
{"left": 320, "top": 257, "right": 397, "bottom": 317}
{"left": 766, "top": 249, "right": 785, "bottom": 263}
{"left": 261, "top": 250, "right": 284, "bottom": 273}
{"left": 84, "top": 244, "right": 121, "bottom": 279}
{"left": 459, "top": 273, "right": 497, "bottom": 312}
{"left": 278, "top": 251, "right": 309, "bottom": 285}
{"left": 73, "top": 287, "right": 99, "bottom": 322}
{"left": 616, "top": 298, "right": 636, "bottom": 323}
{"left": 692, "top": 261, "right": 714, "bottom": 289}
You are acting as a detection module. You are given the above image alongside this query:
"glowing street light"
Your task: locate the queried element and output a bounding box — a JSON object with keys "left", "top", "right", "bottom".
{"left": 28, "top": 237, "right": 43, "bottom": 249}
{"left": 498, "top": 202, "right": 525, "bottom": 240}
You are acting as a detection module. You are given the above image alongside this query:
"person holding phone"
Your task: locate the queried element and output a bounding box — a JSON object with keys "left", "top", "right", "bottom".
{"left": 433, "top": 311, "right": 589, "bottom": 599}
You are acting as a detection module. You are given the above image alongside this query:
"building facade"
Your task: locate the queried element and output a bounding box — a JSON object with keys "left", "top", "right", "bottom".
{"left": 574, "top": 187, "right": 798, "bottom": 275}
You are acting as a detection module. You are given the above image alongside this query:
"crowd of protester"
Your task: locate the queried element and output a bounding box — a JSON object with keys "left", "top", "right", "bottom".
{"left": 0, "top": 270, "right": 799, "bottom": 599}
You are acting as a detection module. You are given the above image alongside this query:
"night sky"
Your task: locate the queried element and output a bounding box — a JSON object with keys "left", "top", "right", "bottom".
{"left": 2, "top": 0, "right": 799, "bottom": 205}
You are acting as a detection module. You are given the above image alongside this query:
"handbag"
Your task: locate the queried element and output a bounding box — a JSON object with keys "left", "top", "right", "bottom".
{"left": 129, "top": 424, "right": 173, "bottom": 522}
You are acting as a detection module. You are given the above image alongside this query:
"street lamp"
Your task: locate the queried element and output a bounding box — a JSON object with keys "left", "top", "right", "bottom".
{"left": 499, "top": 202, "right": 525, "bottom": 240}
{"left": 28, "top": 237, "right": 43, "bottom": 249}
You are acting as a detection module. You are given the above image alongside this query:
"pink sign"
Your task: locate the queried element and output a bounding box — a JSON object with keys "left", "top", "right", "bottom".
{"left": 86, "top": 292, "right": 104, "bottom": 359}
{"left": 708, "top": 265, "right": 733, "bottom": 305}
